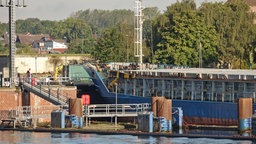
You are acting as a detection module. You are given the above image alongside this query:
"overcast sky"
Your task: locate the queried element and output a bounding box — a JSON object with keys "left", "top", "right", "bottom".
{"left": 0, "top": 0, "right": 225, "bottom": 23}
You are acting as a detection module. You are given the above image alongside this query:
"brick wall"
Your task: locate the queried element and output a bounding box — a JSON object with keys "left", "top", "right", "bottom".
{"left": 29, "top": 87, "right": 77, "bottom": 122}
{"left": 0, "top": 89, "right": 21, "bottom": 119}
{"left": 0, "top": 87, "right": 77, "bottom": 122}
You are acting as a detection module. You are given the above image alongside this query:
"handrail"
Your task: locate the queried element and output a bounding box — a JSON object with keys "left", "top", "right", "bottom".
{"left": 84, "top": 103, "right": 151, "bottom": 117}
{"left": 15, "top": 105, "right": 65, "bottom": 120}
{"left": 22, "top": 81, "right": 69, "bottom": 105}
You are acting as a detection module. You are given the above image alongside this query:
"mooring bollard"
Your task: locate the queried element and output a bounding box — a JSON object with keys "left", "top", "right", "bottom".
{"left": 238, "top": 98, "right": 252, "bottom": 136}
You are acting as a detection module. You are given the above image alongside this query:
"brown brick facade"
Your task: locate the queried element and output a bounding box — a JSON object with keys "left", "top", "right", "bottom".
{"left": 0, "top": 87, "right": 77, "bottom": 122}
{"left": 0, "top": 89, "right": 20, "bottom": 119}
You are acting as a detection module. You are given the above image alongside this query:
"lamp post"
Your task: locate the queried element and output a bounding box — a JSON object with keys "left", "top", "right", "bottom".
{"left": 199, "top": 41, "right": 202, "bottom": 68}
{"left": 115, "top": 83, "right": 118, "bottom": 127}
{"left": 81, "top": 38, "right": 84, "bottom": 54}
{"left": 35, "top": 56, "right": 37, "bottom": 75}
{"left": 126, "top": 35, "right": 129, "bottom": 63}
{"left": 65, "top": 55, "right": 67, "bottom": 78}
{"left": 198, "top": 31, "right": 202, "bottom": 68}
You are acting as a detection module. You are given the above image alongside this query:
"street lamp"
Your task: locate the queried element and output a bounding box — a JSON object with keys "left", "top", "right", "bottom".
{"left": 35, "top": 56, "right": 37, "bottom": 74}
{"left": 126, "top": 35, "right": 129, "bottom": 63}
{"left": 198, "top": 31, "right": 202, "bottom": 68}
{"left": 115, "top": 83, "right": 118, "bottom": 127}
{"left": 81, "top": 38, "right": 84, "bottom": 54}
{"left": 80, "top": 34, "right": 86, "bottom": 54}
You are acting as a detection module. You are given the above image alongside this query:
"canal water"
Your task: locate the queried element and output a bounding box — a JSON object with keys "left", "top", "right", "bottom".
{"left": 0, "top": 131, "right": 253, "bottom": 144}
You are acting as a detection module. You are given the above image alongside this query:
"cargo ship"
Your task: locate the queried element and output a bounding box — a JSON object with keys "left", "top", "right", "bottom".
{"left": 68, "top": 64, "right": 256, "bottom": 126}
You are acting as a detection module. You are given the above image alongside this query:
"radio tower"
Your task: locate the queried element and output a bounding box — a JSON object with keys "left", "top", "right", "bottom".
{"left": 0, "top": 0, "right": 26, "bottom": 86}
{"left": 134, "top": 0, "right": 144, "bottom": 69}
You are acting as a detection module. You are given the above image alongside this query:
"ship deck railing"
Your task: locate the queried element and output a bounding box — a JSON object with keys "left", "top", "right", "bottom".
{"left": 84, "top": 103, "right": 151, "bottom": 126}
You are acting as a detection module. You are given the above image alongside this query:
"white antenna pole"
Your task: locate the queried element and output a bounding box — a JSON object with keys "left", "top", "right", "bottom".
{"left": 134, "top": 0, "right": 143, "bottom": 69}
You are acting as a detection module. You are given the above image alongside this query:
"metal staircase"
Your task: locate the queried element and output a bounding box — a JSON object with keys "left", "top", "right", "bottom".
{"left": 22, "top": 82, "right": 68, "bottom": 106}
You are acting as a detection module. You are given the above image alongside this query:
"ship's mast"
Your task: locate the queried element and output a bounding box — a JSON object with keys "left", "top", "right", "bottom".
{"left": 134, "top": 0, "right": 143, "bottom": 69}
{"left": 0, "top": 0, "right": 26, "bottom": 86}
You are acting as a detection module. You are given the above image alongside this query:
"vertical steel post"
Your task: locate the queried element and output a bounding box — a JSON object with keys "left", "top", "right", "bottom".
{"left": 134, "top": 0, "right": 144, "bottom": 69}
{"left": 0, "top": 0, "right": 26, "bottom": 86}
{"left": 126, "top": 35, "right": 129, "bottom": 62}
{"left": 115, "top": 83, "right": 118, "bottom": 127}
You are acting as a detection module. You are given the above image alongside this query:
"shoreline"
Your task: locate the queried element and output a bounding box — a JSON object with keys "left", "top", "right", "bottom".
{"left": 0, "top": 127, "right": 255, "bottom": 141}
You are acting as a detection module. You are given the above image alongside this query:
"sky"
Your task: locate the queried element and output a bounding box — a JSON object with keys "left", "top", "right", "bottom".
{"left": 0, "top": 0, "right": 225, "bottom": 23}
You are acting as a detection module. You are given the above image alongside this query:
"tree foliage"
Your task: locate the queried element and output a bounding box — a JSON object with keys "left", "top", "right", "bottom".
{"left": 153, "top": 0, "right": 218, "bottom": 67}
{"left": 199, "top": 0, "right": 256, "bottom": 68}
{"left": 50, "top": 18, "right": 93, "bottom": 54}
{"left": 0, "top": 1, "right": 256, "bottom": 69}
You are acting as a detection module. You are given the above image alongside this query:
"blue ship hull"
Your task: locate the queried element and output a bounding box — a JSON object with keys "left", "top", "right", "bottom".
{"left": 92, "top": 91, "right": 241, "bottom": 126}
{"left": 79, "top": 65, "right": 256, "bottom": 126}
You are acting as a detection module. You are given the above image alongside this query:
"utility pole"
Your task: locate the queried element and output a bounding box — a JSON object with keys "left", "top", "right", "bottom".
{"left": 198, "top": 32, "right": 202, "bottom": 68}
{"left": 0, "top": 0, "right": 26, "bottom": 86}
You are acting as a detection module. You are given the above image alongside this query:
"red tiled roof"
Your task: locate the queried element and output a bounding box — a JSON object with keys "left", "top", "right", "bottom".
{"left": 54, "top": 39, "right": 65, "bottom": 43}
{"left": 17, "top": 33, "right": 50, "bottom": 45}
{"left": 227, "top": 0, "right": 256, "bottom": 6}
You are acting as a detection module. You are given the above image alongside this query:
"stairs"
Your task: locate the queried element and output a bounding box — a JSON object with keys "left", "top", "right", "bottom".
{"left": 22, "top": 82, "right": 68, "bottom": 105}
{"left": 22, "top": 64, "right": 94, "bottom": 106}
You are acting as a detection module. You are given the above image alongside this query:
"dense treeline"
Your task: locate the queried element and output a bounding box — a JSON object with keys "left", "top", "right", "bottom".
{"left": 0, "top": 0, "right": 256, "bottom": 69}
{"left": 152, "top": 0, "right": 256, "bottom": 69}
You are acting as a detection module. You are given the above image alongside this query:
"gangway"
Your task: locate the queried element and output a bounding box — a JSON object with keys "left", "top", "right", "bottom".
{"left": 22, "top": 81, "right": 69, "bottom": 105}
{"left": 84, "top": 103, "right": 151, "bottom": 126}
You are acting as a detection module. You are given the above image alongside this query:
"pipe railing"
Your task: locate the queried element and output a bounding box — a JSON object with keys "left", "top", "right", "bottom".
{"left": 84, "top": 103, "right": 151, "bottom": 117}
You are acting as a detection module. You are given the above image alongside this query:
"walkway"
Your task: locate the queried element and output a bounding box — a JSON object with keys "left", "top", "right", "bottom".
{"left": 84, "top": 103, "right": 151, "bottom": 126}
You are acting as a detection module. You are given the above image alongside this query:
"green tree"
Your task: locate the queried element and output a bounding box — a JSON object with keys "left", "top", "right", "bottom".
{"left": 153, "top": 0, "right": 218, "bottom": 67}
{"left": 51, "top": 18, "right": 93, "bottom": 54}
{"left": 95, "top": 23, "right": 136, "bottom": 63}
{"left": 0, "top": 41, "right": 8, "bottom": 54}
{"left": 200, "top": 0, "right": 256, "bottom": 68}
{"left": 95, "top": 26, "right": 122, "bottom": 62}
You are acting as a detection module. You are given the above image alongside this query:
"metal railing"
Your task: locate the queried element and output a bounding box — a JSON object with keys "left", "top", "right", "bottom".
{"left": 0, "top": 105, "right": 65, "bottom": 128}
{"left": 84, "top": 103, "right": 151, "bottom": 117}
{"left": 15, "top": 105, "right": 65, "bottom": 119}
{"left": 22, "top": 78, "right": 73, "bottom": 105}
{"left": 84, "top": 103, "right": 151, "bottom": 126}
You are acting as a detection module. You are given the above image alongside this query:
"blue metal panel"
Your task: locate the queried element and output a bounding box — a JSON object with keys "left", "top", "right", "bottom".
{"left": 158, "top": 117, "right": 167, "bottom": 132}
{"left": 172, "top": 100, "right": 238, "bottom": 119}
{"left": 239, "top": 118, "right": 251, "bottom": 131}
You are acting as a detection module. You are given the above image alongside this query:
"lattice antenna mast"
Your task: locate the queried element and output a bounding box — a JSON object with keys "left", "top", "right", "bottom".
{"left": 0, "top": 0, "right": 26, "bottom": 86}
{"left": 134, "top": 0, "right": 144, "bottom": 69}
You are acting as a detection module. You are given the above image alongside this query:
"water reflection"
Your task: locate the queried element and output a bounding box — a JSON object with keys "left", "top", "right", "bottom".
{"left": 0, "top": 131, "right": 253, "bottom": 144}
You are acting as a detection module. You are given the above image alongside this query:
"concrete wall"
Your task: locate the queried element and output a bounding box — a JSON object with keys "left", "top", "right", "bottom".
{"left": 16, "top": 55, "right": 92, "bottom": 74}
{"left": 0, "top": 55, "right": 92, "bottom": 76}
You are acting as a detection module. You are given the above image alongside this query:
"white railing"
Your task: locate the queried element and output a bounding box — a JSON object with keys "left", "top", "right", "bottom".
{"left": 84, "top": 103, "right": 151, "bottom": 117}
